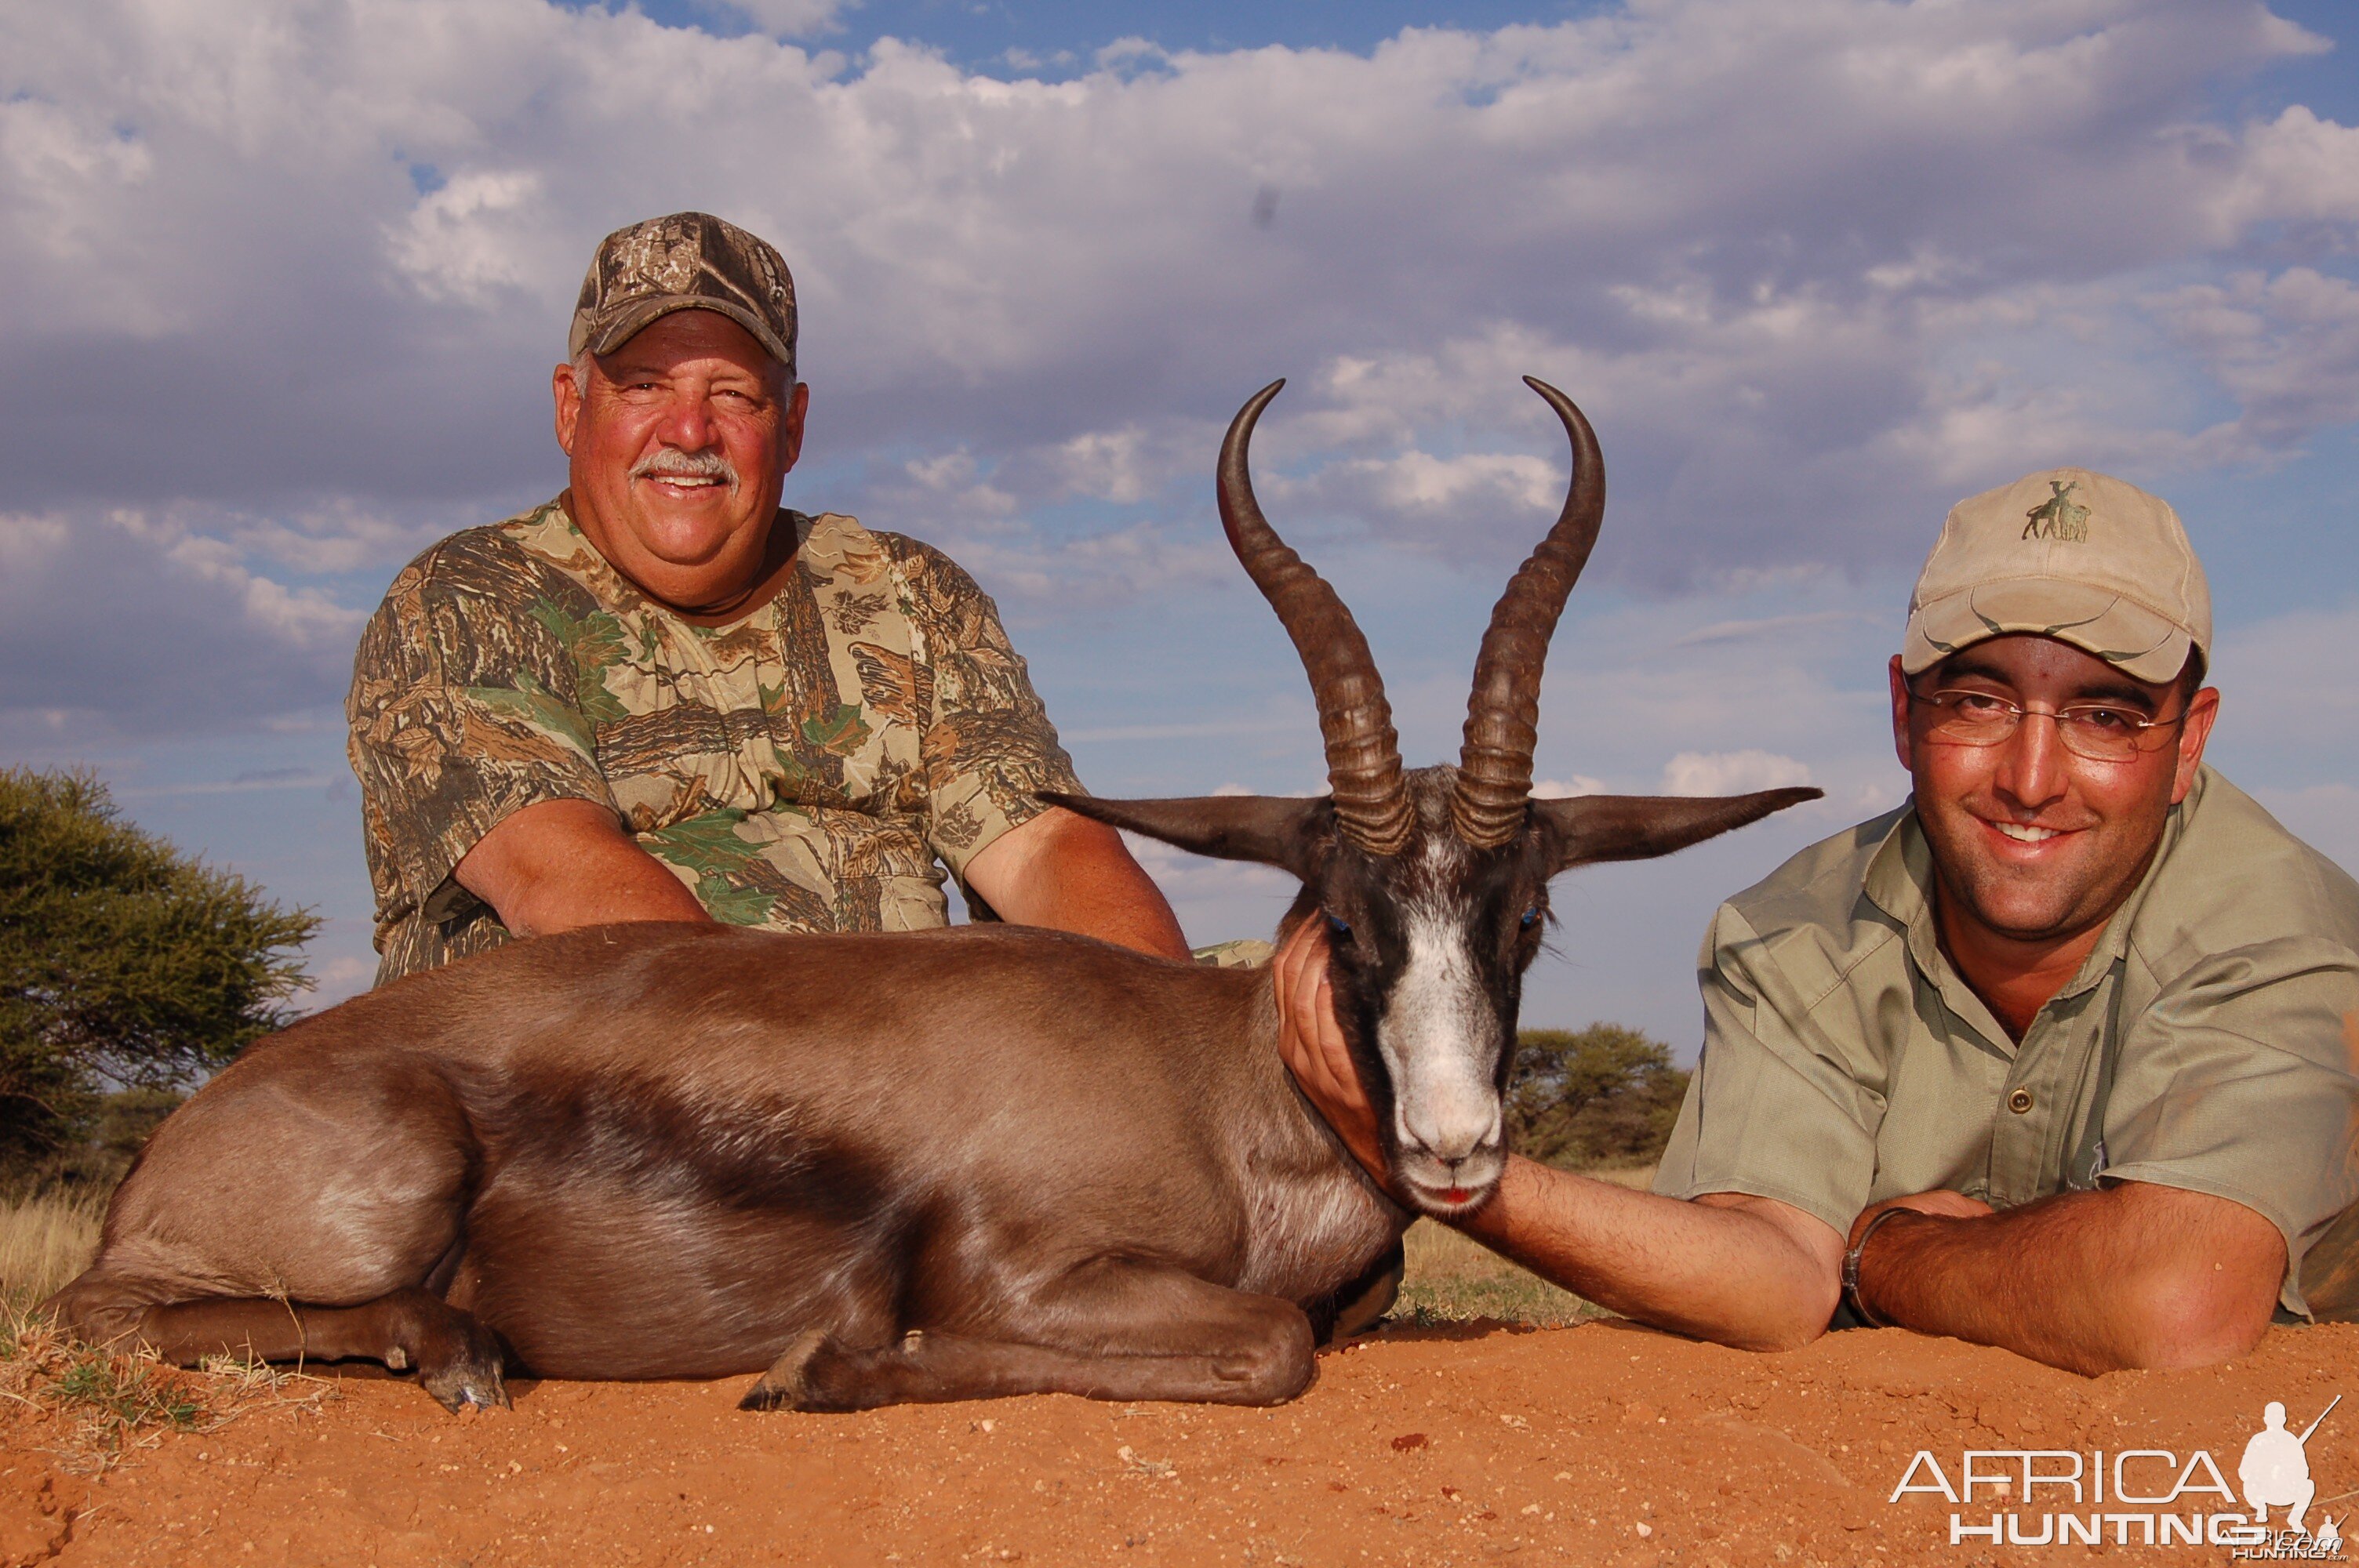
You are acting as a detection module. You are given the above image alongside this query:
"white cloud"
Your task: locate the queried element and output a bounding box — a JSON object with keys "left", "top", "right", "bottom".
{"left": 1659, "top": 749, "right": 1816, "bottom": 797}
{"left": 2154, "top": 268, "right": 2359, "bottom": 450}
{"left": 0, "top": 507, "right": 363, "bottom": 734}
{"left": 5, "top": 1, "right": 2350, "bottom": 536}
{"left": 390, "top": 169, "right": 549, "bottom": 305}
{"left": 718, "top": 0, "right": 846, "bottom": 38}
{"left": 2208, "top": 105, "right": 2359, "bottom": 238}
{"left": 3, "top": 0, "right": 2357, "bottom": 742}
{"left": 1302, "top": 450, "right": 1561, "bottom": 519}
{"left": 1531, "top": 775, "right": 1607, "bottom": 799}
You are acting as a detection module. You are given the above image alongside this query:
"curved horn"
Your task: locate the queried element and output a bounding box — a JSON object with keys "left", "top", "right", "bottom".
{"left": 1219, "top": 379, "right": 1413, "bottom": 856}
{"left": 1452, "top": 377, "right": 1606, "bottom": 848}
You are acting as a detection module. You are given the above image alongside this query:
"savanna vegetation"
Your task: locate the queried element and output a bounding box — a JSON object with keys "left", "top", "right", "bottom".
{"left": 0, "top": 768, "right": 315, "bottom": 1185}
{"left": 1503, "top": 1023, "right": 1688, "bottom": 1171}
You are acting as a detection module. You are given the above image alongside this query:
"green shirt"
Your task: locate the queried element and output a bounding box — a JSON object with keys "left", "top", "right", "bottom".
{"left": 347, "top": 499, "right": 1081, "bottom": 985}
{"left": 1653, "top": 768, "right": 2359, "bottom": 1316}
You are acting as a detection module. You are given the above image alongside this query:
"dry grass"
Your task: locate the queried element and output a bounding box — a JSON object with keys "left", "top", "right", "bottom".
{"left": 0, "top": 1185, "right": 336, "bottom": 1471}
{"left": 1391, "top": 1163, "right": 1655, "bottom": 1329}
{"left": 0, "top": 1185, "right": 104, "bottom": 1314}
{"left": 2, "top": 1302, "right": 338, "bottom": 1471}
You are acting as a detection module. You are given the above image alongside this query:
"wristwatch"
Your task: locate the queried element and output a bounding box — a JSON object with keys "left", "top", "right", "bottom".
{"left": 1842, "top": 1206, "right": 1911, "bottom": 1328}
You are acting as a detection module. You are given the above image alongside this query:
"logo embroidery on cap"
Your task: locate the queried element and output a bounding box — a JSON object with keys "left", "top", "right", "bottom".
{"left": 2022, "top": 480, "right": 2090, "bottom": 543}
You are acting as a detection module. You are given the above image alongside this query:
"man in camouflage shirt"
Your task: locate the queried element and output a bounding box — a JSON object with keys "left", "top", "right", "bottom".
{"left": 347, "top": 213, "right": 1189, "bottom": 983}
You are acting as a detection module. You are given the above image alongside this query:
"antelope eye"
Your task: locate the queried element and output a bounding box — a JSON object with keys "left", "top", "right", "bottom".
{"left": 1519, "top": 904, "right": 1542, "bottom": 929}
{"left": 1326, "top": 912, "right": 1352, "bottom": 938}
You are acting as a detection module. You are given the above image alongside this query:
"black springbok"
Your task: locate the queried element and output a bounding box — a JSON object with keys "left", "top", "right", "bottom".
{"left": 46, "top": 379, "right": 1815, "bottom": 1412}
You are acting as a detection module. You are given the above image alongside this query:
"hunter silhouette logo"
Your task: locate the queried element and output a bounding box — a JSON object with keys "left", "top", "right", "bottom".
{"left": 2023, "top": 479, "right": 2092, "bottom": 543}
{"left": 2241, "top": 1396, "right": 2339, "bottom": 1537}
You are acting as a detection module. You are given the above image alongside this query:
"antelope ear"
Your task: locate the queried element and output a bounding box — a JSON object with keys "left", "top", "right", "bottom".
{"left": 1533, "top": 788, "right": 1820, "bottom": 874}
{"left": 1041, "top": 792, "right": 1329, "bottom": 878}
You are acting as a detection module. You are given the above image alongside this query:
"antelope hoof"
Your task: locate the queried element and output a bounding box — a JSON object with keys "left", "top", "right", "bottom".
{"left": 421, "top": 1345, "right": 511, "bottom": 1414}
{"left": 740, "top": 1328, "right": 832, "bottom": 1412}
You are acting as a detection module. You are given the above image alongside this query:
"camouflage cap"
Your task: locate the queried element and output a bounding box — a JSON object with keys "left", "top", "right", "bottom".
{"left": 1901, "top": 468, "right": 2212, "bottom": 685}
{"left": 569, "top": 212, "right": 797, "bottom": 379}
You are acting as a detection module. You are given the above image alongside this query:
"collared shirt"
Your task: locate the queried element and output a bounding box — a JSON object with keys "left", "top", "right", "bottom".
{"left": 1653, "top": 767, "right": 2359, "bottom": 1315}
{"left": 346, "top": 499, "right": 1081, "bottom": 985}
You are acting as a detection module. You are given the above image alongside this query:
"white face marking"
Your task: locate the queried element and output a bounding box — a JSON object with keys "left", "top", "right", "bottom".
{"left": 1376, "top": 848, "right": 1507, "bottom": 1194}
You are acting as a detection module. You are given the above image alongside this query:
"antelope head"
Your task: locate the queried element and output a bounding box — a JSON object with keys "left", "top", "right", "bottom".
{"left": 1051, "top": 379, "right": 1819, "bottom": 1217}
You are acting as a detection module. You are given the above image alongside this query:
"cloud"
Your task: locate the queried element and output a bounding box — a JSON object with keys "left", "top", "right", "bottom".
{"left": 715, "top": 0, "right": 846, "bottom": 38}
{"left": 2154, "top": 268, "right": 2359, "bottom": 450}
{"left": 0, "top": 509, "right": 362, "bottom": 735}
{"left": 3, "top": 0, "right": 2357, "bottom": 729}
{"left": 1659, "top": 749, "right": 1816, "bottom": 797}
{"left": 389, "top": 169, "right": 550, "bottom": 306}
{"left": 7, "top": 2, "right": 2350, "bottom": 520}
{"left": 2206, "top": 598, "right": 2359, "bottom": 787}
{"left": 1670, "top": 611, "right": 1878, "bottom": 648}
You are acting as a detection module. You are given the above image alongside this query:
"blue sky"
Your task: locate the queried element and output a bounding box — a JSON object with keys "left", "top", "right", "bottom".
{"left": 4, "top": 0, "right": 2355, "bottom": 1045}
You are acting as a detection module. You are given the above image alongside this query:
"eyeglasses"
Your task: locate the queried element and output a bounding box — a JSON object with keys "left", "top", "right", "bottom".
{"left": 1906, "top": 688, "right": 2187, "bottom": 764}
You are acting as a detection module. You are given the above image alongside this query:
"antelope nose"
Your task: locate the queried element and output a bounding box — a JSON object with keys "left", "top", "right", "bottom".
{"left": 1401, "top": 1102, "right": 1500, "bottom": 1164}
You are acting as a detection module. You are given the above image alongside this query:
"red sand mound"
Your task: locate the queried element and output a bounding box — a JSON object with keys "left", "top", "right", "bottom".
{"left": 8, "top": 1319, "right": 2356, "bottom": 1566}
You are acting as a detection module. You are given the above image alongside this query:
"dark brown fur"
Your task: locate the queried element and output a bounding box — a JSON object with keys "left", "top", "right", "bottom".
{"left": 48, "top": 923, "right": 1399, "bottom": 1409}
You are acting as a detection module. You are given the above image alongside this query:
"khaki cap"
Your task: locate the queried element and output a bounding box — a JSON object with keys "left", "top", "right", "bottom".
{"left": 569, "top": 212, "right": 797, "bottom": 379}
{"left": 1901, "top": 467, "right": 2211, "bottom": 684}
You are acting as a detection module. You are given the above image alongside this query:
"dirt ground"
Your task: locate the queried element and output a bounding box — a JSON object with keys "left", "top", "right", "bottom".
{"left": 8, "top": 1317, "right": 2357, "bottom": 1568}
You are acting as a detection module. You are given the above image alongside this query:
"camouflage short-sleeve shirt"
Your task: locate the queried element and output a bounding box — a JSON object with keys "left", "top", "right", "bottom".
{"left": 346, "top": 499, "right": 1081, "bottom": 985}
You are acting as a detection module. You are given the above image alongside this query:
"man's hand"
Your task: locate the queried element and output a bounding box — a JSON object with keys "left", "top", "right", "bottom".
{"left": 1271, "top": 920, "right": 1390, "bottom": 1181}
{"left": 963, "top": 807, "right": 1191, "bottom": 960}
{"left": 455, "top": 797, "right": 712, "bottom": 938}
{"left": 1848, "top": 1189, "right": 1994, "bottom": 1247}
{"left": 1849, "top": 1180, "right": 2285, "bottom": 1373}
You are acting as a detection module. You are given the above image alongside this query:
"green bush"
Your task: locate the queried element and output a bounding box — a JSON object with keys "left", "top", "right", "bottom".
{"left": 1507, "top": 1023, "right": 1689, "bottom": 1169}
{"left": 0, "top": 769, "right": 315, "bottom": 1173}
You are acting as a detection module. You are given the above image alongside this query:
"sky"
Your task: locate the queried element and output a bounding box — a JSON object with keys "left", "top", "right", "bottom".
{"left": 2, "top": 0, "right": 2355, "bottom": 1047}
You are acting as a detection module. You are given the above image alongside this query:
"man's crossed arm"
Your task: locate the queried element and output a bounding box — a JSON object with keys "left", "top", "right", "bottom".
{"left": 453, "top": 796, "right": 1190, "bottom": 960}
{"left": 1272, "top": 921, "right": 2284, "bottom": 1373}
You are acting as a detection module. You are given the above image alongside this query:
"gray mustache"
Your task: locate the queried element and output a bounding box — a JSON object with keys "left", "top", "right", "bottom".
{"left": 633, "top": 448, "right": 737, "bottom": 485}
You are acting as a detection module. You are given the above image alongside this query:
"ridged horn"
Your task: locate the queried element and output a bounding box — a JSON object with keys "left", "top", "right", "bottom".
{"left": 1219, "top": 379, "right": 1413, "bottom": 856}
{"left": 1453, "top": 377, "right": 1606, "bottom": 848}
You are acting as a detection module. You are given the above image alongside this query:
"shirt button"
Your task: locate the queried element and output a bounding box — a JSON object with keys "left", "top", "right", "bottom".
{"left": 2008, "top": 1088, "right": 2035, "bottom": 1114}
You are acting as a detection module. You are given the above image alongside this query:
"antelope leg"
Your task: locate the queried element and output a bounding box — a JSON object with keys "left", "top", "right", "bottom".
{"left": 51, "top": 1284, "right": 508, "bottom": 1412}
{"left": 741, "top": 1263, "right": 1317, "bottom": 1412}
{"left": 1316, "top": 1236, "right": 1406, "bottom": 1344}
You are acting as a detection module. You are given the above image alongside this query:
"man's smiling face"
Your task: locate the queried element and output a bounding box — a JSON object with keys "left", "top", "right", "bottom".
{"left": 553, "top": 307, "right": 808, "bottom": 615}
{"left": 1890, "top": 634, "right": 2219, "bottom": 949}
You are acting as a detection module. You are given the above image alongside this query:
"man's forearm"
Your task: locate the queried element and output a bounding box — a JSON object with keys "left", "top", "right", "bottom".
{"left": 1459, "top": 1157, "right": 1844, "bottom": 1351}
{"left": 965, "top": 808, "right": 1191, "bottom": 960}
{"left": 456, "top": 797, "right": 712, "bottom": 938}
{"left": 1853, "top": 1182, "right": 2285, "bottom": 1374}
